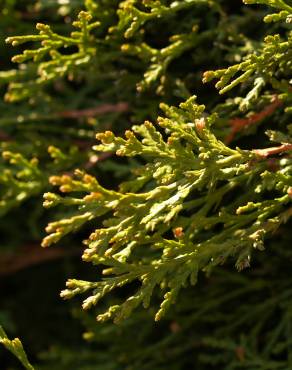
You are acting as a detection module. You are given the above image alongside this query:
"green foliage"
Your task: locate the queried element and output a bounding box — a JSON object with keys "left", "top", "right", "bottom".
{"left": 203, "top": 32, "right": 292, "bottom": 98}
{"left": 37, "top": 244, "right": 292, "bottom": 369}
{"left": 4, "top": 10, "right": 100, "bottom": 102}
{"left": 43, "top": 95, "right": 292, "bottom": 322}
{"left": 1, "top": 0, "right": 292, "bottom": 369}
{"left": 40, "top": 0, "right": 292, "bottom": 324}
{"left": 0, "top": 326, "right": 34, "bottom": 370}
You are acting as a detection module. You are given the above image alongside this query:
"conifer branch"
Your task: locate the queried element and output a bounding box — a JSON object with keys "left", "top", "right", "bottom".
{"left": 4, "top": 11, "right": 99, "bottom": 102}
{"left": 0, "top": 326, "right": 34, "bottom": 370}
{"left": 43, "top": 96, "right": 292, "bottom": 322}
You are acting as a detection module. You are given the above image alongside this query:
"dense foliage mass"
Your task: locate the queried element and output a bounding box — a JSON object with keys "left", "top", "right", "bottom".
{"left": 1, "top": 0, "right": 292, "bottom": 369}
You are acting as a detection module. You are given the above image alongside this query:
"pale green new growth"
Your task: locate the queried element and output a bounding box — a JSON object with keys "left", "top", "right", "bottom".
{"left": 243, "top": 0, "right": 292, "bottom": 12}
{"left": 113, "top": 0, "right": 214, "bottom": 39}
{"left": 0, "top": 152, "right": 44, "bottom": 216}
{"left": 124, "top": 26, "right": 213, "bottom": 92}
{"left": 0, "top": 0, "right": 292, "bottom": 368}
{"left": 203, "top": 0, "right": 292, "bottom": 111}
{"left": 40, "top": 0, "right": 292, "bottom": 324}
{"left": 0, "top": 326, "right": 35, "bottom": 370}
{"left": 3, "top": 11, "right": 99, "bottom": 102}
{"left": 43, "top": 96, "right": 292, "bottom": 322}
{"left": 203, "top": 33, "right": 292, "bottom": 98}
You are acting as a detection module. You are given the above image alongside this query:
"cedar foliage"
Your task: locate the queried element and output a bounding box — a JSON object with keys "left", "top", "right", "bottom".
{"left": 1, "top": 0, "right": 292, "bottom": 369}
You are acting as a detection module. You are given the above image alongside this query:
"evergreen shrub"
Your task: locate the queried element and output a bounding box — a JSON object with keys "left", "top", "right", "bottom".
{"left": 1, "top": 0, "right": 292, "bottom": 368}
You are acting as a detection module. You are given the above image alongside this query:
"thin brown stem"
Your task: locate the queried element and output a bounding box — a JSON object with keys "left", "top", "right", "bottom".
{"left": 253, "top": 143, "right": 292, "bottom": 158}
{"left": 58, "top": 102, "right": 129, "bottom": 119}
{"left": 0, "top": 243, "right": 81, "bottom": 277}
{"left": 225, "top": 96, "right": 282, "bottom": 144}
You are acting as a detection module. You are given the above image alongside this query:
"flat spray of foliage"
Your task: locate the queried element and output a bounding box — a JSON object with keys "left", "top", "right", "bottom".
{"left": 42, "top": 0, "right": 292, "bottom": 322}
{"left": 0, "top": 0, "right": 292, "bottom": 369}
